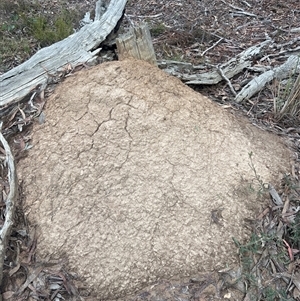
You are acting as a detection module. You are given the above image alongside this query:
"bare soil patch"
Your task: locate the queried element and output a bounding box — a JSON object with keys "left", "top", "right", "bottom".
{"left": 17, "top": 59, "right": 291, "bottom": 299}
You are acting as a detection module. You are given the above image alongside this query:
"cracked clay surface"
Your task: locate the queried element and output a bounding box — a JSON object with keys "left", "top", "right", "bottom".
{"left": 18, "top": 60, "right": 291, "bottom": 299}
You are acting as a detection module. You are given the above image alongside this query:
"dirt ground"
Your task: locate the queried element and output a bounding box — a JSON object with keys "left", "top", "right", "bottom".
{"left": 17, "top": 59, "right": 291, "bottom": 299}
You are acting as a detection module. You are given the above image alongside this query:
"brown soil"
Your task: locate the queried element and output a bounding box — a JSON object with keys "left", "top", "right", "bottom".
{"left": 17, "top": 59, "right": 291, "bottom": 299}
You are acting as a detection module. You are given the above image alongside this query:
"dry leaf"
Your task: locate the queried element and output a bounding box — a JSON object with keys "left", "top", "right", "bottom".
{"left": 2, "top": 291, "right": 14, "bottom": 300}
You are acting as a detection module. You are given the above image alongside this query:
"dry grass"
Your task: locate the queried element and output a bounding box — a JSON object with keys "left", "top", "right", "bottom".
{"left": 232, "top": 177, "right": 300, "bottom": 301}
{"left": 276, "top": 72, "right": 300, "bottom": 124}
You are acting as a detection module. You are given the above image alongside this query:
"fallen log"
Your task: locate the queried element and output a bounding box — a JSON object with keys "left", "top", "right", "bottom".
{"left": 158, "top": 41, "right": 300, "bottom": 105}
{"left": 158, "top": 40, "right": 271, "bottom": 85}
{"left": 0, "top": 0, "right": 127, "bottom": 109}
{"left": 235, "top": 55, "right": 300, "bottom": 103}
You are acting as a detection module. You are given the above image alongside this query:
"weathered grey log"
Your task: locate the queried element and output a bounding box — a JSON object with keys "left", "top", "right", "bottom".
{"left": 158, "top": 40, "right": 271, "bottom": 85}
{"left": 0, "top": 0, "right": 127, "bottom": 109}
{"left": 0, "top": 127, "right": 18, "bottom": 298}
{"left": 95, "top": 0, "right": 108, "bottom": 21}
{"left": 235, "top": 55, "right": 300, "bottom": 103}
{"left": 235, "top": 70, "right": 274, "bottom": 103}
{"left": 116, "top": 23, "right": 157, "bottom": 65}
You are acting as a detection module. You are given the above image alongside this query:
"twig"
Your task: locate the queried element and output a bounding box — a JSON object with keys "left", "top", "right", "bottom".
{"left": 201, "top": 38, "right": 223, "bottom": 56}
{"left": 240, "top": 0, "right": 251, "bottom": 7}
{"left": 217, "top": 65, "right": 237, "bottom": 96}
{"left": 126, "top": 13, "right": 163, "bottom": 19}
{"left": 221, "top": 0, "right": 257, "bottom": 17}
{"left": 272, "top": 37, "right": 300, "bottom": 50}
{"left": 236, "top": 21, "right": 257, "bottom": 31}
{"left": 231, "top": 11, "right": 257, "bottom": 17}
{"left": 124, "top": 13, "right": 135, "bottom": 27}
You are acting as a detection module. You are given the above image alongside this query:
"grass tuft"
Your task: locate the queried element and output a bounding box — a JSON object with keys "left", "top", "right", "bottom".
{"left": 150, "top": 22, "right": 167, "bottom": 37}
{"left": 248, "top": 152, "right": 268, "bottom": 196}
{"left": 22, "top": 10, "right": 76, "bottom": 47}
{"left": 274, "top": 58, "right": 300, "bottom": 124}
{"left": 0, "top": 0, "right": 80, "bottom": 72}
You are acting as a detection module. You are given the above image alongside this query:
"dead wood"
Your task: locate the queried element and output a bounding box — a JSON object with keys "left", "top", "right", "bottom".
{"left": 116, "top": 23, "right": 157, "bottom": 65}
{"left": 158, "top": 40, "right": 300, "bottom": 105}
{"left": 158, "top": 40, "right": 271, "bottom": 85}
{"left": 0, "top": 0, "right": 127, "bottom": 109}
{"left": 235, "top": 55, "right": 300, "bottom": 103}
{"left": 0, "top": 126, "right": 18, "bottom": 295}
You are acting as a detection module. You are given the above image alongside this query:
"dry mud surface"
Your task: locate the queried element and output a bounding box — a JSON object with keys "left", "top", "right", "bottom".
{"left": 18, "top": 60, "right": 291, "bottom": 299}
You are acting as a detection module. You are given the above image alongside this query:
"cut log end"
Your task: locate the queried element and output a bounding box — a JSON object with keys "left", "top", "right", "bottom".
{"left": 116, "top": 23, "right": 157, "bottom": 65}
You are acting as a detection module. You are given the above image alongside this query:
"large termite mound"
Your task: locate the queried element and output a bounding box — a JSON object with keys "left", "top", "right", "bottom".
{"left": 18, "top": 59, "right": 290, "bottom": 299}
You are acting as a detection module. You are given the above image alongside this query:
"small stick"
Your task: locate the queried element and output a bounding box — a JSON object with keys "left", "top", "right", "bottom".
{"left": 201, "top": 38, "right": 223, "bottom": 56}
{"left": 221, "top": 0, "right": 256, "bottom": 17}
{"left": 240, "top": 0, "right": 252, "bottom": 7}
{"left": 217, "top": 65, "right": 237, "bottom": 96}
{"left": 126, "top": 13, "right": 163, "bottom": 19}
{"left": 231, "top": 11, "right": 257, "bottom": 17}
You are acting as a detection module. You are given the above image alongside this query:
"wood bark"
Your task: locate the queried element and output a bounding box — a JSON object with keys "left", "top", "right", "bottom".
{"left": 158, "top": 41, "right": 300, "bottom": 103}
{"left": 158, "top": 40, "right": 271, "bottom": 85}
{"left": 116, "top": 23, "right": 157, "bottom": 65}
{"left": 0, "top": 0, "right": 127, "bottom": 108}
{"left": 235, "top": 55, "right": 300, "bottom": 103}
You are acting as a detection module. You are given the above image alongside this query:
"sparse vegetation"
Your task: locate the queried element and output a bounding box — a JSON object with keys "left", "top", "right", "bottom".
{"left": 150, "top": 22, "right": 166, "bottom": 37}
{"left": 273, "top": 58, "right": 300, "bottom": 124}
{"left": 0, "top": 0, "right": 81, "bottom": 72}
{"left": 231, "top": 172, "right": 300, "bottom": 301}
{"left": 233, "top": 231, "right": 294, "bottom": 300}
{"left": 248, "top": 152, "right": 268, "bottom": 196}
{"left": 229, "top": 156, "right": 300, "bottom": 301}
{"left": 21, "top": 10, "right": 77, "bottom": 47}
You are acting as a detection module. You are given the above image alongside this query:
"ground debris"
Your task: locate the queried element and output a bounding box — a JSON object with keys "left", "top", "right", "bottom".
{"left": 0, "top": 1, "right": 300, "bottom": 300}
{"left": 1, "top": 188, "right": 83, "bottom": 301}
